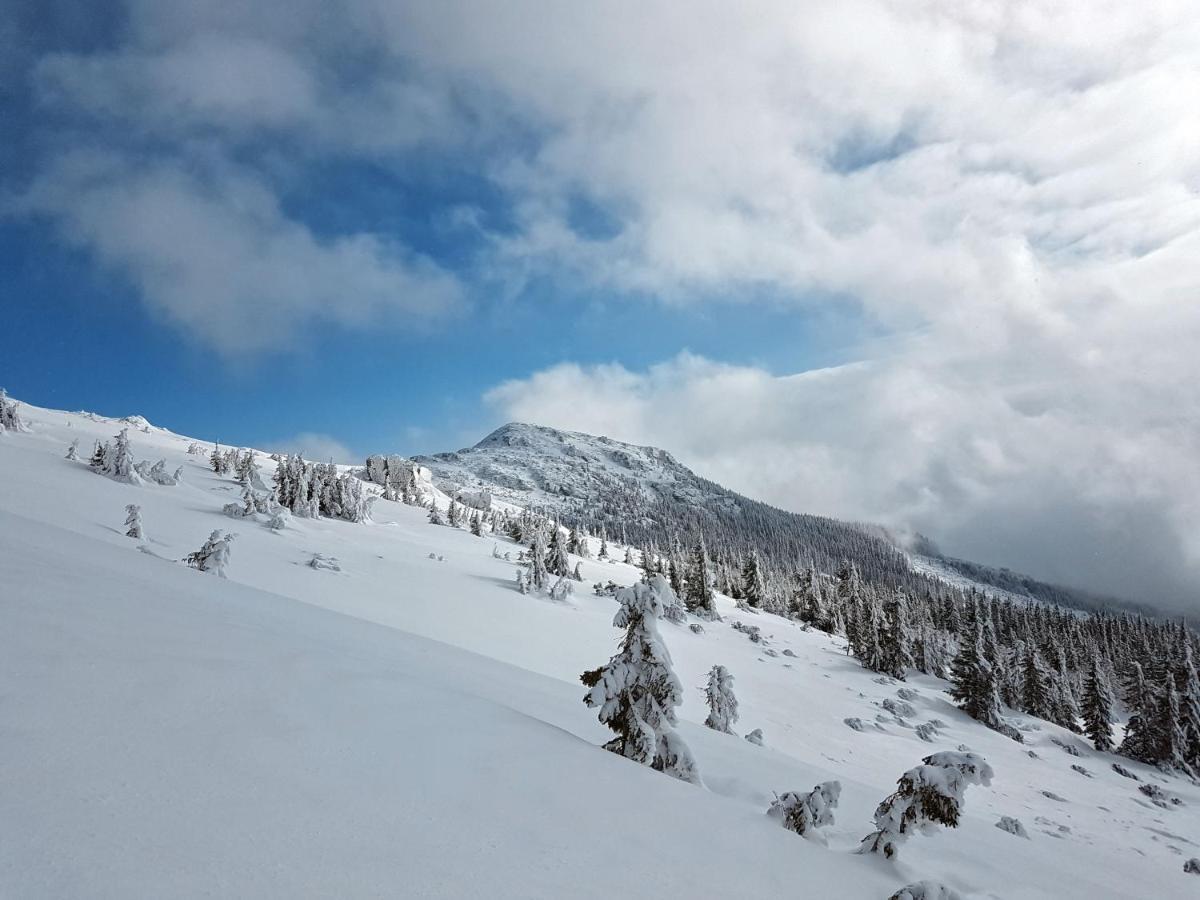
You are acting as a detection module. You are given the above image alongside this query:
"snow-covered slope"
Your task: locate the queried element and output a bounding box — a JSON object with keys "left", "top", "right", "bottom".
{"left": 2, "top": 403, "right": 1198, "bottom": 898}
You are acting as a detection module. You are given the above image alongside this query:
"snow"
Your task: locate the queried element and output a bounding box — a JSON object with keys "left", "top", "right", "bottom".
{"left": 2, "top": 401, "right": 1200, "bottom": 898}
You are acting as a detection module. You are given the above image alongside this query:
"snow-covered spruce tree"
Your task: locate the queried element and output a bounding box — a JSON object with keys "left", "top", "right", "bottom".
{"left": 66, "top": 438, "right": 79, "bottom": 460}
{"left": 210, "top": 443, "right": 227, "bottom": 474}
{"left": 185, "top": 530, "right": 234, "bottom": 577}
{"left": 447, "top": 498, "right": 462, "bottom": 527}
{"left": 767, "top": 781, "right": 841, "bottom": 840}
{"left": 528, "top": 529, "right": 549, "bottom": 591}
{"left": 1119, "top": 662, "right": 1159, "bottom": 763}
{"left": 623, "top": 545, "right": 635, "bottom": 566}
{"left": 124, "top": 504, "right": 145, "bottom": 540}
{"left": 1082, "top": 656, "right": 1115, "bottom": 753}
{"left": 428, "top": 501, "right": 445, "bottom": 526}
{"left": 598, "top": 535, "right": 609, "bottom": 560}
{"left": 685, "top": 538, "right": 718, "bottom": 619}
{"left": 567, "top": 524, "right": 583, "bottom": 556}
{"left": 470, "top": 511, "right": 483, "bottom": 537}
{"left": 1020, "top": 646, "right": 1056, "bottom": 722}
{"left": 546, "top": 526, "right": 571, "bottom": 577}
{"left": 581, "top": 580, "right": 700, "bottom": 785}
{"left": 103, "top": 428, "right": 136, "bottom": 481}
{"left": 0, "top": 389, "right": 29, "bottom": 433}
{"left": 949, "top": 613, "right": 1020, "bottom": 741}
{"left": 1174, "top": 640, "right": 1200, "bottom": 772}
{"left": 859, "top": 751, "right": 994, "bottom": 860}
{"left": 878, "top": 589, "right": 913, "bottom": 680}
{"left": 703, "top": 665, "right": 738, "bottom": 734}
{"left": 88, "top": 440, "right": 107, "bottom": 470}
{"left": 740, "top": 549, "right": 766, "bottom": 609}
{"left": 1156, "top": 679, "right": 1189, "bottom": 772}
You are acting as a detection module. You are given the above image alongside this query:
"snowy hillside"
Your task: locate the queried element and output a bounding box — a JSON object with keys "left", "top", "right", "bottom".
{"left": 3, "top": 400, "right": 1200, "bottom": 898}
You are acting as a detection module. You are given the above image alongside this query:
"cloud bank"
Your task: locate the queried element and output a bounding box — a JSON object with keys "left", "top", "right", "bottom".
{"left": 10, "top": 1, "right": 1200, "bottom": 607}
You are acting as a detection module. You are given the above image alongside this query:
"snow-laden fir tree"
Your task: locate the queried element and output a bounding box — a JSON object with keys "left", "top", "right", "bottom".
{"left": 428, "top": 501, "right": 445, "bottom": 526}
{"left": 447, "top": 498, "right": 462, "bottom": 527}
{"left": 598, "top": 535, "right": 609, "bottom": 560}
{"left": 1020, "top": 646, "right": 1056, "bottom": 722}
{"left": 949, "top": 612, "right": 1013, "bottom": 739}
{"left": 546, "top": 525, "right": 571, "bottom": 577}
{"left": 685, "top": 538, "right": 718, "bottom": 619}
{"left": 185, "top": 530, "right": 234, "bottom": 577}
{"left": 1119, "top": 662, "right": 1158, "bottom": 763}
{"left": 878, "top": 589, "right": 913, "bottom": 680}
{"left": 703, "top": 664, "right": 738, "bottom": 734}
{"left": 1081, "top": 656, "right": 1115, "bottom": 752}
{"left": 88, "top": 440, "right": 106, "bottom": 470}
{"left": 66, "top": 439, "right": 79, "bottom": 460}
{"left": 210, "top": 443, "right": 228, "bottom": 475}
{"left": 581, "top": 578, "right": 700, "bottom": 785}
{"left": 740, "top": 549, "right": 766, "bottom": 609}
{"left": 767, "top": 781, "right": 841, "bottom": 840}
{"left": 528, "top": 529, "right": 549, "bottom": 591}
{"left": 859, "top": 751, "right": 993, "bottom": 860}
{"left": 470, "top": 511, "right": 483, "bottom": 536}
{"left": 123, "top": 504, "right": 144, "bottom": 540}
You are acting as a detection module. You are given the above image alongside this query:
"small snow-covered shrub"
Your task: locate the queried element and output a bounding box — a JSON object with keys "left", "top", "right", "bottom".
{"left": 896, "top": 687, "right": 920, "bottom": 701}
{"left": 914, "top": 723, "right": 938, "bottom": 743}
{"left": 731, "top": 620, "right": 763, "bottom": 643}
{"left": 995, "top": 816, "right": 1028, "bottom": 838}
{"left": 1185, "top": 858, "right": 1200, "bottom": 875}
{"left": 309, "top": 553, "right": 341, "bottom": 572}
{"left": 186, "top": 530, "right": 233, "bottom": 576}
{"left": 267, "top": 511, "right": 287, "bottom": 531}
{"left": 744, "top": 728, "right": 764, "bottom": 746}
{"left": 767, "top": 782, "right": 841, "bottom": 839}
{"left": 66, "top": 439, "right": 79, "bottom": 460}
{"left": 689, "top": 623, "right": 704, "bottom": 635}
{"left": 859, "top": 751, "right": 993, "bottom": 860}
{"left": 1111, "top": 763, "right": 1139, "bottom": 781}
{"left": 844, "top": 717, "right": 868, "bottom": 732}
{"left": 888, "top": 881, "right": 962, "bottom": 900}
{"left": 1070, "top": 764, "right": 1092, "bottom": 778}
{"left": 0, "top": 389, "right": 29, "bottom": 433}
{"left": 883, "top": 698, "right": 916, "bottom": 719}
{"left": 549, "top": 574, "right": 574, "bottom": 602}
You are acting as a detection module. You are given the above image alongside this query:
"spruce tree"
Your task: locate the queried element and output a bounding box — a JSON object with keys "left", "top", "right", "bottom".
{"left": 740, "top": 549, "right": 766, "bottom": 609}
{"left": 123, "top": 504, "right": 144, "bottom": 540}
{"left": 703, "top": 665, "right": 738, "bottom": 734}
{"left": 1020, "top": 647, "right": 1055, "bottom": 722}
{"left": 878, "top": 590, "right": 913, "bottom": 680}
{"left": 581, "top": 580, "right": 700, "bottom": 784}
{"left": 1081, "top": 657, "right": 1115, "bottom": 753}
{"left": 684, "top": 538, "right": 718, "bottom": 619}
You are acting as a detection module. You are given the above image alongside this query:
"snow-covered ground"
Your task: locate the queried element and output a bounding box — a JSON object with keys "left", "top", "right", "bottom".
{"left": 2, "top": 402, "right": 1198, "bottom": 898}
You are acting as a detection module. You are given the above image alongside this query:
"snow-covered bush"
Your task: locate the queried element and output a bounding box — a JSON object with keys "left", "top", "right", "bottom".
{"left": 134, "top": 459, "right": 179, "bottom": 486}
{"left": 267, "top": 511, "right": 287, "bottom": 531}
{"left": 859, "top": 751, "right": 994, "bottom": 860}
{"left": 185, "top": 530, "right": 234, "bottom": 577}
{"left": 767, "top": 781, "right": 841, "bottom": 839}
{"left": 66, "top": 439, "right": 79, "bottom": 460}
{"left": 309, "top": 553, "right": 341, "bottom": 572}
{"left": 995, "top": 816, "right": 1028, "bottom": 838}
{"left": 1185, "top": 858, "right": 1200, "bottom": 875}
{"left": 888, "top": 881, "right": 962, "bottom": 900}
{"left": 744, "top": 728, "right": 764, "bottom": 746}
{"left": 549, "top": 574, "right": 574, "bottom": 602}
{"left": 0, "top": 389, "right": 29, "bottom": 433}
{"left": 123, "top": 504, "right": 144, "bottom": 540}
{"left": 703, "top": 665, "right": 738, "bottom": 734}
{"left": 580, "top": 578, "right": 700, "bottom": 785}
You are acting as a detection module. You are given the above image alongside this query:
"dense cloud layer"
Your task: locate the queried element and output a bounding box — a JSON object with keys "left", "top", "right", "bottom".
{"left": 8, "top": 1, "right": 1200, "bottom": 608}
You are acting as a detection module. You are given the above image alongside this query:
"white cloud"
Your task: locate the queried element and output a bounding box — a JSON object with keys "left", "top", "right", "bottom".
{"left": 264, "top": 432, "right": 356, "bottom": 465}
{"left": 15, "top": 151, "right": 462, "bottom": 355}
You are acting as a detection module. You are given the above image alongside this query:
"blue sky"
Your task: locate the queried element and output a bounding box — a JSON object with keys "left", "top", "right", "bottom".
{"left": 4, "top": 0, "right": 1200, "bottom": 608}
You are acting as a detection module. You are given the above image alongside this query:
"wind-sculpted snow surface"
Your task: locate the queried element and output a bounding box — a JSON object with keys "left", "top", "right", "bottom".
{"left": 2, "top": 400, "right": 1199, "bottom": 898}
